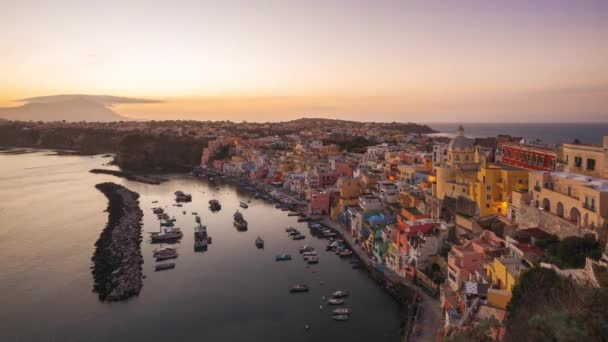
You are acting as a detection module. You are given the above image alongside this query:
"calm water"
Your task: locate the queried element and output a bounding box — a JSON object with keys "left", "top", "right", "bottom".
{"left": 428, "top": 122, "right": 608, "bottom": 145}
{"left": 0, "top": 151, "right": 400, "bottom": 342}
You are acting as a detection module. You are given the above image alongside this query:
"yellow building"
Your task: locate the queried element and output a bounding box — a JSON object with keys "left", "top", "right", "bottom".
{"left": 529, "top": 170, "right": 608, "bottom": 231}
{"left": 485, "top": 258, "right": 528, "bottom": 309}
{"left": 331, "top": 178, "right": 362, "bottom": 220}
{"left": 473, "top": 164, "right": 529, "bottom": 217}
{"left": 560, "top": 136, "right": 608, "bottom": 179}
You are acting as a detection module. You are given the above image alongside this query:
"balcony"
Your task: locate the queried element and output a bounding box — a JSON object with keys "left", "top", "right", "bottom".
{"left": 582, "top": 203, "right": 596, "bottom": 212}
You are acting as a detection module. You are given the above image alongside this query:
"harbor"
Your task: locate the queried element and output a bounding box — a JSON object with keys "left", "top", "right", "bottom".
{"left": 0, "top": 152, "right": 401, "bottom": 342}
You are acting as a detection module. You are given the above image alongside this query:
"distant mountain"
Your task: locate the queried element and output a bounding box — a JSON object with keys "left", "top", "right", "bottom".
{"left": 0, "top": 94, "right": 160, "bottom": 122}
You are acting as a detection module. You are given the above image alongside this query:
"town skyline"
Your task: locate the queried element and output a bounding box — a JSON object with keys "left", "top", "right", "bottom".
{"left": 2, "top": 0, "right": 607, "bottom": 122}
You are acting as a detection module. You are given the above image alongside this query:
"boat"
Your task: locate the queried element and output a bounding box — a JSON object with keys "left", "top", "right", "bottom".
{"left": 332, "top": 314, "right": 349, "bottom": 321}
{"left": 255, "top": 236, "right": 264, "bottom": 248}
{"left": 299, "top": 245, "right": 314, "bottom": 253}
{"left": 239, "top": 202, "right": 248, "bottom": 208}
{"left": 155, "top": 263, "right": 176, "bottom": 271}
{"left": 150, "top": 227, "right": 183, "bottom": 242}
{"left": 175, "top": 191, "right": 192, "bottom": 202}
{"left": 152, "top": 207, "right": 164, "bottom": 214}
{"left": 323, "top": 231, "right": 337, "bottom": 238}
{"left": 155, "top": 251, "right": 178, "bottom": 261}
{"left": 153, "top": 247, "right": 177, "bottom": 255}
{"left": 160, "top": 221, "right": 175, "bottom": 227}
{"left": 275, "top": 254, "right": 292, "bottom": 261}
{"left": 289, "top": 285, "right": 309, "bottom": 293}
{"left": 306, "top": 256, "right": 319, "bottom": 264}
{"left": 338, "top": 250, "right": 353, "bottom": 257}
{"left": 333, "top": 308, "right": 351, "bottom": 315}
{"left": 195, "top": 215, "right": 201, "bottom": 223}
{"left": 292, "top": 234, "right": 305, "bottom": 240}
{"left": 233, "top": 210, "right": 248, "bottom": 230}
{"left": 285, "top": 227, "right": 298, "bottom": 233}
{"left": 332, "top": 290, "right": 350, "bottom": 298}
{"left": 287, "top": 212, "right": 299, "bottom": 216}
{"left": 327, "top": 298, "right": 345, "bottom": 305}
{"left": 194, "top": 225, "right": 208, "bottom": 250}
{"left": 192, "top": 212, "right": 198, "bottom": 215}
{"left": 209, "top": 199, "right": 221, "bottom": 211}
{"left": 302, "top": 251, "right": 317, "bottom": 257}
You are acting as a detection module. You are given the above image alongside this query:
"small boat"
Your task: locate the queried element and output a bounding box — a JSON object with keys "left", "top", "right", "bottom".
{"left": 209, "top": 199, "right": 221, "bottom": 211}
{"left": 152, "top": 200, "right": 159, "bottom": 204}
{"left": 287, "top": 212, "right": 299, "bottom": 216}
{"left": 338, "top": 250, "right": 353, "bottom": 257}
{"left": 255, "top": 236, "right": 264, "bottom": 248}
{"left": 239, "top": 202, "right": 248, "bottom": 208}
{"left": 286, "top": 227, "right": 298, "bottom": 233}
{"left": 150, "top": 228, "right": 183, "bottom": 242}
{"left": 332, "top": 290, "right": 350, "bottom": 298}
{"left": 155, "top": 252, "right": 178, "bottom": 261}
{"left": 175, "top": 191, "right": 192, "bottom": 202}
{"left": 234, "top": 210, "right": 248, "bottom": 230}
{"left": 333, "top": 308, "right": 351, "bottom": 315}
{"left": 153, "top": 247, "right": 177, "bottom": 255}
{"left": 332, "top": 314, "right": 349, "bottom": 321}
{"left": 275, "top": 254, "right": 292, "bottom": 261}
{"left": 299, "top": 245, "right": 314, "bottom": 253}
{"left": 306, "top": 256, "right": 319, "bottom": 264}
{"left": 292, "top": 235, "right": 305, "bottom": 240}
{"left": 327, "top": 298, "right": 345, "bottom": 305}
{"left": 195, "top": 216, "right": 201, "bottom": 223}
{"left": 192, "top": 212, "right": 198, "bottom": 215}
{"left": 302, "top": 251, "right": 317, "bottom": 257}
{"left": 152, "top": 207, "right": 164, "bottom": 214}
{"left": 194, "top": 225, "right": 208, "bottom": 250}
{"left": 176, "top": 204, "right": 183, "bottom": 207}
{"left": 289, "top": 285, "right": 309, "bottom": 293}
{"left": 155, "top": 263, "right": 176, "bottom": 271}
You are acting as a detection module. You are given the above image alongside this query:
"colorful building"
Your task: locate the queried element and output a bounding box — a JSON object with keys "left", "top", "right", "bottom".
{"left": 501, "top": 141, "right": 557, "bottom": 171}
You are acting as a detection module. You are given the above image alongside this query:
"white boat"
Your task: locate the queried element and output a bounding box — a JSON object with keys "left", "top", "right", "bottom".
{"left": 306, "top": 256, "right": 319, "bottom": 264}
{"left": 332, "top": 290, "right": 350, "bottom": 298}
{"left": 150, "top": 227, "right": 183, "bottom": 242}
{"left": 155, "top": 263, "right": 176, "bottom": 271}
{"left": 333, "top": 314, "right": 349, "bottom": 321}
{"left": 333, "top": 308, "right": 351, "bottom": 315}
{"left": 327, "top": 298, "right": 344, "bottom": 305}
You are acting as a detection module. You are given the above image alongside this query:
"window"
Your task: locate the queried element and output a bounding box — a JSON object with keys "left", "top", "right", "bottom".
{"left": 483, "top": 176, "right": 486, "bottom": 184}
{"left": 574, "top": 156, "right": 582, "bottom": 168}
{"left": 587, "top": 158, "right": 596, "bottom": 171}
{"left": 486, "top": 194, "right": 491, "bottom": 200}
{"left": 486, "top": 185, "right": 491, "bottom": 191}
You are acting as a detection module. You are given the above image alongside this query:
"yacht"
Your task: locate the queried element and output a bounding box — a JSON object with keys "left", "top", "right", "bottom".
{"left": 150, "top": 227, "right": 183, "bottom": 243}
{"left": 289, "top": 285, "right": 309, "bottom": 293}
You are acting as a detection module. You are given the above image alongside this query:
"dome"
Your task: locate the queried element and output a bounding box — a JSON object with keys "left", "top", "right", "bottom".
{"left": 448, "top": 126, "right": 474, "bottom": 152}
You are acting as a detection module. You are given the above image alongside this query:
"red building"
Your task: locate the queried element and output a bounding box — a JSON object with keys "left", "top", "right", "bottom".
{"left": 501, "top": 142, "right": 557, "bottom": 171}
{"left": 309, "top": 190, "right": 330, "bottom": 215}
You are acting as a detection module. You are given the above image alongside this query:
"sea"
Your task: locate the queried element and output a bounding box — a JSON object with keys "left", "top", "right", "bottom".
{"left": 0, "top": 151, "right": 400, "bottom": 342}
{"left": 427, "top": 122, "right": 608, "bottom": 145}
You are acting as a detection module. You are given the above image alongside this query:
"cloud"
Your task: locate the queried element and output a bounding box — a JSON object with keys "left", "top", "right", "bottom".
{"left": 17, "top": 94, "right": 163, "bottom": 106}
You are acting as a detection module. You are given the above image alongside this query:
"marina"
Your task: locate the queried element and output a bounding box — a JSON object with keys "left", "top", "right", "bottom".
{"left": 0, "top": 152, "right": 401, "bottom": 342}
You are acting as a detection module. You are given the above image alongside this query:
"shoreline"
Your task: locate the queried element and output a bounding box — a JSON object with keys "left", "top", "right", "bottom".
{"left": 92, "top": 182, "right": 144, "bottom": 301}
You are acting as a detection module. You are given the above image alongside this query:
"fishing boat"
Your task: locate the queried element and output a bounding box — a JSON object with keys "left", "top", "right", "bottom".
{"left": 150, "top": 227, "right": 183, "bottom": 243}
{"left": 195, "top": 215, "right": 201, "bottom": 223}
{"left": 275, "top": 254, "right": 292, "bottom": 261}
{"left": 153, "top": 247, "right": 177, "bottom": 255}
{"left": 209, "top": 199, "right": 221, "bottom": 211}
{"left": 233, "top": 210, "right": 248, "bottom": 230}
{"left": 333, "top": 308, "right": 351, "bottom": 315}
{"left": 289, "top": 285, "right": 309, "bottom": 293}
{"left": 152, "top": 207, "right": 164, "bottom": 214}
{"left": 332, "top": 290, "right": 350, "bottom": 298}
{"left": 292, "top": 234, "right": 305, "bottom": 240}
{"left": 327, "top": 298, "right": 345, "bottom": 305}
{"left": 285, "top": 227, "right": 298, "bottom": 233}
{"left": 332, "top": 314, "right": 349, "bottom": 321}
{"left": 155, "top": 263, "right": 176, "bottom": 271}
{"left": 255, "top": 236, "right": 264, "bottom": 248}
{"left": 239, "top": 202, "right": 248, "bottom": 208}
{"left": 302, "top": 251, "right": 317, "bottom": 257}
{"left": 194, "top": 225, "right": 208, "bottom": 250}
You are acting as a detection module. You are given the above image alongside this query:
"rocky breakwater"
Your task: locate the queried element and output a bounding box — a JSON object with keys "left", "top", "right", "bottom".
{"left": 92, "top": 182, "right": 144, "bottom": 301}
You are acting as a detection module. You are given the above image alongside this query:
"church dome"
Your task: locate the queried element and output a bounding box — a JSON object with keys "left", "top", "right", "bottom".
{"left": 448, "top": 125, "right": 474, "bottom": 152}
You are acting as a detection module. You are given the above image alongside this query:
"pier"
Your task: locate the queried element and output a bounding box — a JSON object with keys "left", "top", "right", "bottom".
{"left": 92, "top": 182, "right": 144, "bottom": 301}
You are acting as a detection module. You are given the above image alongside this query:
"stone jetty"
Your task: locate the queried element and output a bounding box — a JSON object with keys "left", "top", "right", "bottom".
{"left": 92, "top": 182, "right": 144, "bottom": 301}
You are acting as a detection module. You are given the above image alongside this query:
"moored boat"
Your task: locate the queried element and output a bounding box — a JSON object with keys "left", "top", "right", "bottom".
{"left": 209, "top": 199, "right": 221, "bottom": 211}
{"left": 155, "top": 263, "right": 176, "bottom": 271}
{"left": 333, "top": 308, "right": 351, "bottom": 315}
{"left": 255, "top": 236, "right": 264, "bottom": 248}
{"left": 275, "top": 254, "right": 292, "bottom": 261}
{"left": 332, "top": 314, "right": 349, "bottom": 321}
{"left": 327, "top": 298, "right": 345, "bottom": 305}
{"left": 239, "top": 202, "right": 248, "bottom": 208}
{"left": 289, "top": 284, "right": 309, "bottom": 293}
{"left": 233, "top": 210, "right": 248, "bottom": 230}
{"left": 306, "top": 256, "right": 319, "bottom": 264}
{"left": 150, "top": 227, "right": 183, "bottom": 243}
{"left": 292, "top": 234, "right": 305, "bottom": 240}
{"left": 332, "top": 290, "right": 350, "bottom": 298}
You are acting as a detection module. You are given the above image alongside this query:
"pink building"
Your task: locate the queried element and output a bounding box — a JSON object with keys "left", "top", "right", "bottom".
{"left": 317, "top": 171, "right": 339, "bottom": 188}
{"left": 309, "top": 190, "right": 330, "bottom": 215}
{"left": 446, "top": 230, "right": 505, "bottom": 291}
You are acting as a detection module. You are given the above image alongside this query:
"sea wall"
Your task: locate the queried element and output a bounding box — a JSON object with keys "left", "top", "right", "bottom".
{"left": 92, "top": 182, "right": 144, "bottom": 301}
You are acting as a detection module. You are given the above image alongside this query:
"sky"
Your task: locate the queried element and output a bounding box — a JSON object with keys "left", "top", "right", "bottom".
{"left": 1, "top": 0, "right": 607, "bottom": 122}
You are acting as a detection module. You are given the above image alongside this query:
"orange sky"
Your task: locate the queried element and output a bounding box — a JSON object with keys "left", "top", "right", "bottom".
{"left": 1, "top": 0, "right": 607, "bottom": 122}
